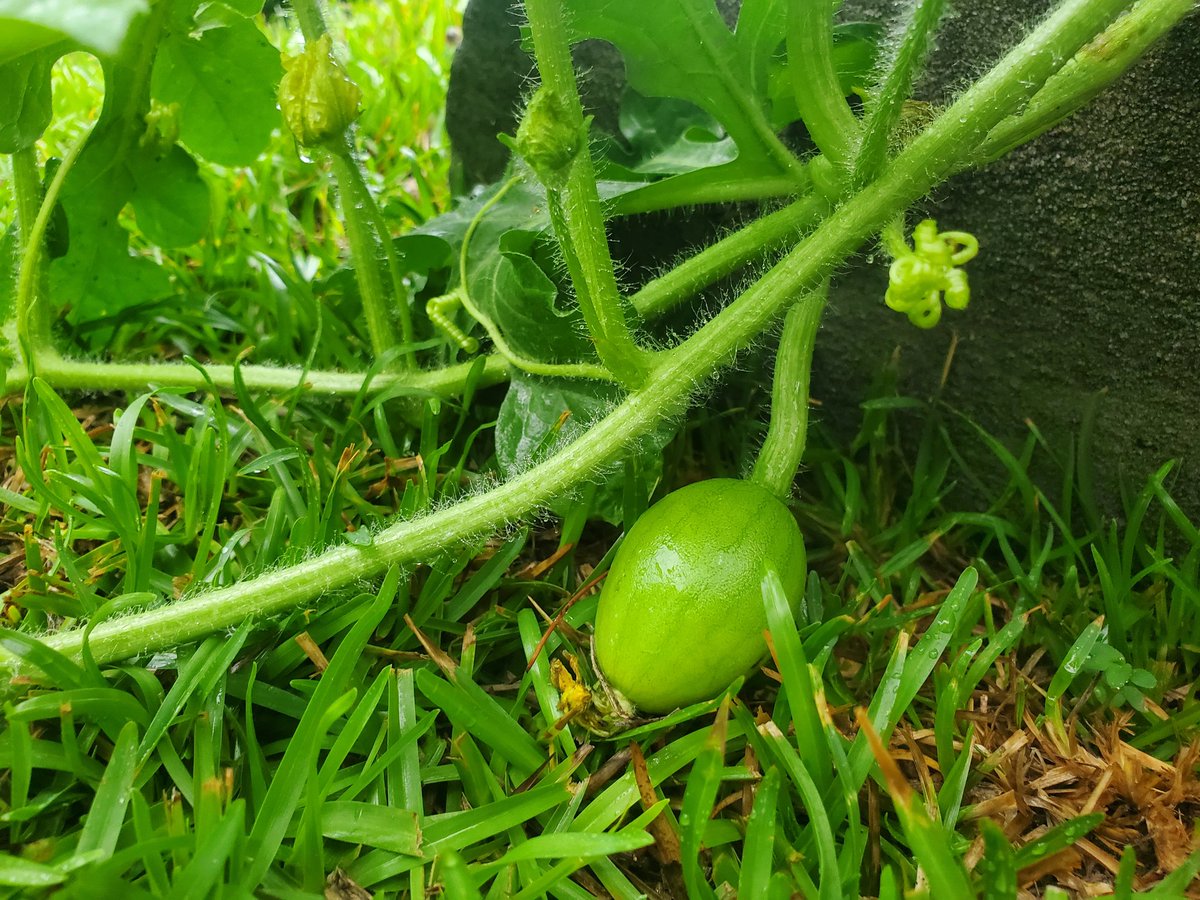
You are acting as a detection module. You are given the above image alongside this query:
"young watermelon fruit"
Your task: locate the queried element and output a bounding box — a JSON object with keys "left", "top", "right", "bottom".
{"left": 592, "top": 478, "right": 806, "bottom": 714}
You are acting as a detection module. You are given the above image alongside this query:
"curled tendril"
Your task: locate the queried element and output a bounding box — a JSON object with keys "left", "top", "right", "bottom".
{"left": 884, "top": 218, "right": 979, "bottom": 329}
{"left": 426, "top": 292, "right": 479, "bottom": 353}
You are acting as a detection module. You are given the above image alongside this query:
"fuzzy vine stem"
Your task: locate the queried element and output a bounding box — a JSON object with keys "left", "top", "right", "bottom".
{"left": 0, "top": 188, "right": 816, "bottom": 397}
{"left": 327, "top": 147, "right": 402, "bottom": 363}
{"left": 975, "top": 0, "right": 1196, "bottom": 164}
{"left": 290, "top": 0, "right": 414, "bottom": 367}
{"left": 853, "top": 0, "right": 949, "bottom": 187}
{"left": 629, "top": 194, "right": 828, "bottom": 320}
{"left": 13, "top": 129, "right": 93, "bottom": 372}
{"left": 361, "top": 166, "right": 419, "bottom": 367}
{"left": 10, "top": 147, "right": 51, "bottom": 361}
{"left": 0, "top": 354, "right": 509, "bottom": 399}
{"left": 290, "top": 0, "right": 330, "bottom": 39}
{"left": 521, "top": 0, "right": 653, "bottom": 387}
{"left": 611, "top": 173, "right": 809, "bottom": 216}
{"left": 751, "top": 284, "right": 829, "bottom": 499}
{"left": 0, "top": 0, "right": 1140, "bottom": 675}
{"left": 788, "top": 0, "right": 861, "bottom": 171}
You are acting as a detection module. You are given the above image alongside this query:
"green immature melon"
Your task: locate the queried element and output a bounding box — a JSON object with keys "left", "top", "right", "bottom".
{"left": 593, "top": 478, "right": 806, "bottom": 714}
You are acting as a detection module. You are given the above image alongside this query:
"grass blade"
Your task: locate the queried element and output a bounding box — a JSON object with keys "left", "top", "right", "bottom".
{"left": 763, "top": 566, "right": 831, "bottom": 788}
{"left": 739, "top": 767, "right": 781, "bottom": 898}
{"left": 859, "top": 710, "right": 974, "bottom": 897}
{"left": 678, "top": 698, "right": 729, "bottom": 900}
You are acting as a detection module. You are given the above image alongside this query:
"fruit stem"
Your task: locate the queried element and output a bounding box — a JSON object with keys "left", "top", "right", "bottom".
{"left": 291, "top": 0, "right": 413, "bottom": 367}
{"left": 751, "top": 284, "right": 829, "bottom": 499}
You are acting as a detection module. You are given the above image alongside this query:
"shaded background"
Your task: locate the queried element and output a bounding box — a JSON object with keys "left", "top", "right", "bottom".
{"left": 446, "top": 0, "right": 1200, "bottom": 519}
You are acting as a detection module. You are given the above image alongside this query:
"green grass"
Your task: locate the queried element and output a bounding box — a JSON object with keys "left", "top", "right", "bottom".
{"left": 3, "top": 357, "right": 1199, "bottom": 895}
{"left": 3, "top": 1, "right": 1200, "bottom": 897}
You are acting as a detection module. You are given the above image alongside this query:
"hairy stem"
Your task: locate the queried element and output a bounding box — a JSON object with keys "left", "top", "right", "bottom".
{"left": 611, "top": 172, "right": 808, "bottom": 216}
{"left": 788, "top": 0, "right": 861, "bottom": 169}
{"left": 10, "top": 148, "right": 49, "bottom": 357}
{"left": 363, "top": 176, "right": 418, "bottom": 368}
{"left": 329, "top": 147, "right": 402, "bottom": 362}
{"left": 523, "top": 0, "right": 652, "bottom": 387}
{"left": 751, "top": 285, "right": 828, "bottom": 498}
{"left": 291, "top": 0, "right": 330, "bottom": 44}
{"left": 291, "top": 0, "right": 411, "bottom": 365}
{"left": 0, "top": 355, "right": 509, "bottom": 399}
{"left": 14, "top": 130, "right": 93, "bottom": 370}
{"left": 6, "top": 0, "right": 1138, "bottom": 675}
{"left": 853, "top": 0, "right": 950, "bottom": 187}
{"left": 975, "top": 0, "right": 1195, "bottom": 164}
{"left": 629, "top": 195, "right": 828, "bottom": 320}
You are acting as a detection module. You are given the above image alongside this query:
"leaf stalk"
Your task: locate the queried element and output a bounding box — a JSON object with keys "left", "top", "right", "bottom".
{"left": 522, "top": 0, "right": 654, "bottom": 387}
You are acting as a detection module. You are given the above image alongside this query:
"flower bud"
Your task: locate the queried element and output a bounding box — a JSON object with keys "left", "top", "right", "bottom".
{"left": 279, "top": 34, "right": 362, "bottom": 148}
{"left": 141, "top": 100, "right": 181, "bottom": 152}
{"left": 515, "top": 87, "right": 581, "bottom": 186}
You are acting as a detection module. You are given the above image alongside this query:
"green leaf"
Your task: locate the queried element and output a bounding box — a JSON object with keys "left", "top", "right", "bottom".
{"left": 496, "top": 374, "right": 671, "bottom": 526}
{"left": 414, "top": 667, "right": 546, "bottom": 781}
{"left": 392, "top": 233, "right": 453, "bottom": 275}
{"left": 151, "top": 12, "right": 282, "bottom": 167}
{"left": 0, "top": 48, "right": 56, "bottom": 152}
{"left": 738, "top": 767, "right": 781, "bottom": 898}
{"left": 679, "top": 702, "right": 728, "bottom": 900}
{"left": 492, "top": 831, "right": 655, "bottom": 865}
{"left": 416, "top": 179, "right": 546, "bottom": 252}
{"left": 128, "top": 144, "right": 211, "bottom": 248}
{"left": 0, "top": 0, "right": 147, "bottom": 63}
{"left": 47, "top": 123, "right": 172, "bottom": 321}
{"left": 434, "top": 851, "right": 481, "bottom": 900}
{"left": 49, "top": 217, "right": 172, "bottom": 322}
{"left": 766, "top": 23, "right": 885, "bottom": 129}
{"left": 0, "top": 629, "right": 94, "bottom": 689}
{"left": 1048, "top": 615, "right": 1105, "bottom": 700}
{"left": 606, "top": 91, "right": 736, "bottom": 176}
{"left": 76, "top": 720, "right": 141, "bottom": 860}
{"left": 1013, "top": 812, "right": 1104, "bottom": 870}
{"left": 422, "top": 781, "right": 571, "bottom": 854}
{"left": 240, "top": 574, "right": 399, "bottom": 888}
{"left": 977, "top": 819, "right": 1018, "bottom": 899}
{"left": 733, "top": 0, "right": 788, "bottom": 101}
{"left": 222, "top": 0, "right": 266, "bottom": 15}
{"left": 0, "top": 225, "right": 17, "bottom": 327}
{"left": 564, "top": 0, "right": 793, "bottom": 177}
{"left": 762, "top": 566, "right": 831, "bottom": 789}
{"left": 471, "top": 229, "right": 590, "bottom": 363}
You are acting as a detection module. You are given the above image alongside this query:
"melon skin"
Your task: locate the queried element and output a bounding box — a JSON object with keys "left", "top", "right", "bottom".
{"left": 593, "top": 478, "right": 807, "bottom": 714}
